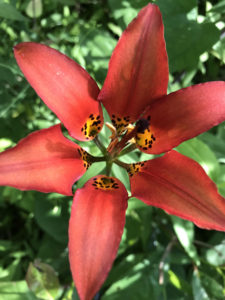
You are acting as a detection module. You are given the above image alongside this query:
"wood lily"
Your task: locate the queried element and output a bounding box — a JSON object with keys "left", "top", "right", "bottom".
{"left": 0, "top": 4, "right": 225, "bottom": 300}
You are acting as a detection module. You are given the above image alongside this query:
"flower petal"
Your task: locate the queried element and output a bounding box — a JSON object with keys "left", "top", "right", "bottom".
{"left": 0, "top": 125, "right": 88, "bottom": 195}
{"left": 69, "top": 176, "right": 128, "bottom": 300}
{"left": 98, "top": 4, "right": 168, "bottom": 126}
{"left": 14, "top": 42, "right": 103, "bottom": 141}
{"left": 130, "top": 150, "right": 225, "bottom": 231}
{"left": 141, "top": 82, "right": 225, "bottom": 154}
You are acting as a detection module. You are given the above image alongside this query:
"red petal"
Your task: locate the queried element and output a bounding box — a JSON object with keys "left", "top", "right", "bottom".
{"left": 0, "top": 125, "right": 87, "bottom": 195}
{"left": 14, "top": 43, "right": 103, "bottom": 141}
{"left": 141, "top": 82, "right": 225, "bottom": 154}
{"left": 98, "top": 4, "right": 168, "bottom": 124}
{"left": 130, "top": 150, "right": 225, "bottom": 231}
{"left": 69, "top": 176, "right": 128, "bottom": 300}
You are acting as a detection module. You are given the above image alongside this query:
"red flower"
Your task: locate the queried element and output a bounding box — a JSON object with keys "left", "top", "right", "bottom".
{"left": 1, "top": 3, "right": 225, "bottom": 300}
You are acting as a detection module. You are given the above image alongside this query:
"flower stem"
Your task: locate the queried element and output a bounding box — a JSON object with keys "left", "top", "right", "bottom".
{"left": 111, "top": 127, "right": 138, "bottom": 157}
{"left": 114, "top": 159, "right": 130, "bottom": 171}
{"left": 159, "top": 236, "right": 177, "bottom": 285}
{"left": 106, "top": 161, "right": 112, "bottom": 176}
{"left": 94, "top": 136, "right": 107, "bottom": 155}
{"left": 118, "top": 144, "right": 137, "bottom": 157}
{"left": 88, "top": 154, "right": 106, "bottom": 163}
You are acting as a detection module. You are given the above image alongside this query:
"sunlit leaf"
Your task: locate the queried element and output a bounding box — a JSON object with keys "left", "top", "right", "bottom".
{"left": 26, "top": 0, "right": 43, "bottom": 18}
{"left": 26, "top": 260, "right": 60, "bottom": 300}
{"left": 192, "top": 270, "right": 210, "bottom": 300}
{"left": 171, "top": 216, "right": 199, "bottom": 264}
{"left": 0, "top": 281, "right": 36, "bottom": 300}
{"left": 0, "top": 1, "right": 26, "bottom": 21}
{"left": 177, "top": 138, "right": 220, "bottom": 182}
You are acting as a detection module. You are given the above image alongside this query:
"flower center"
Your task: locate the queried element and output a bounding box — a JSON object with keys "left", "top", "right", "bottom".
{"left": 111, "top": 114, "right": 131, "bottom": 134}
{"left": 107, "top": 114, "right": 155, "bottom": 156}
{"left": 81, "top": 114, "right": 102, "bottom": 140}
{"left": 92, "top": 176, "right": 119, "bottom": 190}
{"left": 81, "top": 115, "right": 155, "bottom": 178}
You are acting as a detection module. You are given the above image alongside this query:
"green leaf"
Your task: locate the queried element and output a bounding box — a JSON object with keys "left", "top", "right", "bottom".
{"left": 156, "top": 0, "right": 220, "bottom": 72}
{"left": 171, "top": 216, "right": 199, "bottom": 264}
{"left": 111, "top": 163, "right": 130, "bottom": 192}
{"left": 102, "top": 254, "right": 164, "bottom": 300}
{"left": 34, "top": 195, "right": 69, "bottom": 244}
{"left": 0, "top": 1, "right": 26, "bottom": 21}
{"left": 192, "top": 269, "right": 210, "bottom": 300}
{"left": 168, "top": 270, "right": 192, "bottom": 295}
{"left": 200, "top": 272, "right": 225, "bottom": 299}
{"left": 199, "top": 131, "right": 225, "bottom": 160}
{"left": 0, "top": 281, "right": 37, "bottom": 300}
{"left": 127, "top": 197, "right": 147, "bottom": 210}
{"left": 205, "top": 240, "right": 225, "bottom": 266}
{"left": 26, "top": 0, "right": 43, "bottom": 18}
{"left": 74, "top": 28, "right": 116, "bottom": 83}
{"left": 75, "top": 162, "right": 105, "bottom": 189}
{"left": 0, "top": 240, "right": 12, "bottom": 252}
{"left": 212, "top": 36, "right": 225, "bottom": 64}
{"left": 108, "top": 0, "right": 141, "bottom": 28}
{"left": 26, "top": 260, "right": 60, "bottom": 300}
{"left": 159, "top": 0, "right": 198, "bottom": 15}
{"left": 177, "top": 138, "right": 220, "bottom": 182}
{"left": 209, "top": 0, "right": 225, "bottom": 13}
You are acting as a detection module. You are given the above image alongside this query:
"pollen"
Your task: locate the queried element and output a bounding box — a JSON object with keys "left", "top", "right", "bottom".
{"left": 127, "top": 162, "right": 145, "bottom": 177}
{"left": 111, "top": 114, "right": 131, "bottom": 134}
{"left": 91, "top": 176, "right": 119, "bottom": 190}
{"left": 77, "top": 148, "right": 92, "bottom": 170}
{"left": 135, "top": 116, "right": 155, "bottom": 150}
{"left": 81, "top": 114, "right": 102, "bottom": 140}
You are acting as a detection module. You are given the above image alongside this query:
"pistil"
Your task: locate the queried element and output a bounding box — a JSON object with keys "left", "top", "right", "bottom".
{"left": 110, "top": 118, "right": 150, "bottom": 157}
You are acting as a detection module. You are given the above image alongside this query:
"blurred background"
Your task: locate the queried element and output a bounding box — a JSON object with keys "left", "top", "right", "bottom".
{"left": 0, "top": 0, "right": 225, "bottom": 299}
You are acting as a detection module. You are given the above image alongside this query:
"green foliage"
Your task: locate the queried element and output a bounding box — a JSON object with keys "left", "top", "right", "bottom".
{"left": 0, "top": 0, "right": 225, "bottom": 299}
{"left": 26, "top": 260, "right": 60, "bottom": 299}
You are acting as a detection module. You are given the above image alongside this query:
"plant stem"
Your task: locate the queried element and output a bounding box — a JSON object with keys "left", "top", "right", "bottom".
{"left": 106, "top": 161, "right": 112, "bottom": 176}
{"left": 89, "top": 155, "right": 106, "bottom": 163}
{"left": 111, "top": 127, "right": 138, "bottom": 157}
{"left": 94, "top": 136, "right": 107, "bottom": 155}
{"left": 194, "top": 240, "right": 223, "bottom": 256}
{"left": 159, "top": 236, "right": 177, "bottom": 285}
{"left": 118, "top": 144, "right": 137, "bottom": 157}
{"left": 114, "top": 159, "right": 130, "bottom": 171}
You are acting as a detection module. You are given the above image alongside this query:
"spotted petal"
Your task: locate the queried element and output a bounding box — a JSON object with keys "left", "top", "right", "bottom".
{"left": 139, "top": 82, "right": 225, "bottom": 154}
{"left": 14, "top": 42, "right": 103, "bottom": 141}
{"left": 98, "top": 4, "right": 168, "bottom": 128}
{"left": 130, "top": 150, "right": 225, "bottom": 231}
{"left": 69, "top": 176, "right": 128, "bottom": 300}
{"left": 0, "top": 125, "right": 88, "bottom": 195}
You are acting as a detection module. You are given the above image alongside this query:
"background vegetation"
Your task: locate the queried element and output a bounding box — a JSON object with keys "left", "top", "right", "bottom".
{"left": 0, "top": 0, "right": 225, "bottom": 299}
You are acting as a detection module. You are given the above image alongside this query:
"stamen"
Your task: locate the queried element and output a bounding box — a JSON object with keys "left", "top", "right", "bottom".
{"left": 110, "top": 115, "right": 154, "bottom": 156}
{"left": 136, "top": 118, "right": 150, "bottom": 133}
